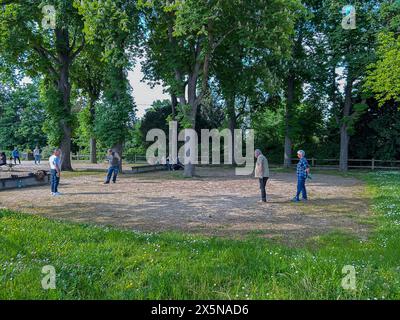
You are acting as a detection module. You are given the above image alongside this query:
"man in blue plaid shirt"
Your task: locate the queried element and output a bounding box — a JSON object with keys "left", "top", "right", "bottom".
{"left": 293, "top": 150, "right": 310, "bottom": 202}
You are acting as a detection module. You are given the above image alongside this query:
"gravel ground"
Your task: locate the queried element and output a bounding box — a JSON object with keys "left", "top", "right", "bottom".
{"left": 0, "top": 166, "right": 371, "bottom": 244}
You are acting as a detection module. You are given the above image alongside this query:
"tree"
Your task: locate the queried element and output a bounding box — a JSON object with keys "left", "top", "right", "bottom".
{"left": 0, "top": 82, "right": 47, "bottom": 150}
{"left": 366, "top": 32, "right": 400, "bottom": 106}
{"left": 0, "top": 0, "right": 86, "bottom": 170}
{"left": 319, "top": 0, "right": 382, "bottom": 171}
{"left": 76, "top": 0, "right": 140, "bottom": 171}
{"left": 71, "top": 45, "right": 106, "bottom": 163}
{"left": 141, "top": 0, "right": 300, "bottom": 176}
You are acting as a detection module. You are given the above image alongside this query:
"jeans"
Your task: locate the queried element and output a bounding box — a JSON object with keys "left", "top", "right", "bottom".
{"left": 34, "top": 155, "right": 41, "bottom": 164}
{"left": 296, "top": 176, "right": 307, "bottom": 200}
{"left": 259, "top": 177, "right": 269, "bottom": 201}
{"left": 106, "top": 166, "right": 119, "bottom": 183}
{"left": 14, "top": 156, "right": 21, "bottom": 164}
{"left": 50, "top": 169, "right": 60, "bottom": 193}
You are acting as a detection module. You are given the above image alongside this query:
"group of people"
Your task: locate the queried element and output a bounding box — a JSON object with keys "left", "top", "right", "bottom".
{"left": 254, "top": 149, "right": 310, "bottom": 203}
{"left": 48, "top": 148, "right": 121, "bottom": 196}
{"left": 48, "top": 147, "right": 311, "bottom": 202}
{"left": 0, "top": 146, "right": 42, "bottom": 167}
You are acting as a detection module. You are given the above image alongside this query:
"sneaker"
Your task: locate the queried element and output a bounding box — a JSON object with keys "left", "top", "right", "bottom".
{"left": 292, "top": 197, "right": 300, "bottom": 202}
{"left": 51, "top": 192, "right": 55, "bottom": 196}
{"left": 104, "top": 181, "right": 110, "bottom": 184}
{"left": 54, "top": 192, "right": 62, "bottom": 196}
{"left": 301, "top": 198, "right": 308, "bottom": 202}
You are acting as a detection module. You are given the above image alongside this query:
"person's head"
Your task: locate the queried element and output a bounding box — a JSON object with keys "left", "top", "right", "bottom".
{"left": 254, "top": 149, "right": 262, "bottom": 158}
{"left": 35, "top": 146, "right": 39, "bottom": 149}
{"left": 14, "top": 147, "right": 18, "bottom": 150}
{"left": 108, "top": 149, "right": 113, "bottom": 155}
{"left": 53, "top": 148, "right": 61, "bottom": 157}
{"left": 297, "top": 150, "right": 305, "bottom": 159}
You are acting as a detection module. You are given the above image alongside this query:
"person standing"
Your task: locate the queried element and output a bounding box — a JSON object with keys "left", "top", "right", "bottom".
{"left": 12, "top": 147, "right": 21, "bottom": 165}
{"left": 0, "top": 152, "right": 6, "bottom": 167}
{"left": 33, "top": 146, "right": 41, "bottom": 165}
{"left": 254, "top": 149, "right": 270, "bottom": 203}
{"left": 49, "top": 148, "right": 62, "bottom": 196}
{"left": 293, "top": 150, "right": 310, "bottom": 202}
{"left": 104, "top": 149, "right": 121, "bottom": 184}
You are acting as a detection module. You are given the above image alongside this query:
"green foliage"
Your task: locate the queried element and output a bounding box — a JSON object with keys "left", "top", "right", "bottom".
{"left": 39, "top": 81, "right": 67, "bottom": 146}
{"left": 0, "top": 82, "right": 47, "bottom": 150}
{"left": 366, "top": 32, "right": 400, "bottom": 106}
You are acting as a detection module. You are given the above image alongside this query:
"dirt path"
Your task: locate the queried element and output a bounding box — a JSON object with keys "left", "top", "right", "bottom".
{"left": 0, "top": 167, "right": 371, "bottom": 244}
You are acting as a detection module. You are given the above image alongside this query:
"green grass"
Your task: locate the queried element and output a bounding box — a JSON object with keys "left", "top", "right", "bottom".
{"left": 1, "top": 171, "right": 400, "bottom": 299}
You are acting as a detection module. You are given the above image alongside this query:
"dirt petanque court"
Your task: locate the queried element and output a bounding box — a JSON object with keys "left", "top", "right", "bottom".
{"left": 0, "top": 165, "right": 371, "bottom": 244}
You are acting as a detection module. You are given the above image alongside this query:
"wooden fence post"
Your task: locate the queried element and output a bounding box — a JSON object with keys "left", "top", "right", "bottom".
{"left": 372, "top": 158, "right": 375, "bottom": 171}
{"left": 312, "top": 158, "right": 315, "bottom": 167}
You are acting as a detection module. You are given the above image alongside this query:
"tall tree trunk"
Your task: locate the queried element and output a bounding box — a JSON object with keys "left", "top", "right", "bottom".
{"left": 58, "top": 54, "right": 73, "bottom": 171}
{"left": 184, "top": 73, "right": 198, "bottom": 177}
{"left": 284, "top": 75, "right": 295, "bottom": 168}
{"left": 113, "top": 142, "right": 123, "bottom": 173}
{"left": 339, "top": 77, "right": 353, "bottom": 171}
{"left": 171, "top": 93, "right": 177, "bottom": 120}
{"left": 90, "top": 137, "right": 97, "bottom": 164}
{"left": 89, "top": 98, "right": 97, "bottom": 164}
{"left": 227, "top": 93, "right": 236, "bottom": 165}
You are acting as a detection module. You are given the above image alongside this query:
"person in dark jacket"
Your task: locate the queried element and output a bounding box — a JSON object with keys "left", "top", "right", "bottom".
{"left": 12, "top": 147, "right": 21, "bottom": 164}
{"left": 0, "top": 152, "right": 6, "bottom": 166}
{"left": 104, "top": 149, "right": 121, "bottom": 184}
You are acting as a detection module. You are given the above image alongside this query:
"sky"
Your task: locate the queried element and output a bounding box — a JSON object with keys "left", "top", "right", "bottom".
{"left": 128, "top": 59, "right": 169, "bottom": 118}
{"left": 21, "top": 60, "right": 169, "bottom": 119}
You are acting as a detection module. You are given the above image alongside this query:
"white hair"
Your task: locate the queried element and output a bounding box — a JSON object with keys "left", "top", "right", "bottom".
{"left": 297, "top": 150, "right": 305, "bottom": 157}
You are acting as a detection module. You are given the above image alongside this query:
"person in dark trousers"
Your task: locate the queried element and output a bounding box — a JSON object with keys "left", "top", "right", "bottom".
{"left": 49, "top": 148, "right": 62, "bottom": 196}
{"left": 104, "top": 149, "right": 121, "bottom": 184}
{"left": 292, "top": 150, "right": 310, "bottom": 202}
{"left": 12, "top": 147, "right": 21, "bottom": 164}
{"left": 254, "top": 149, "right": 270, "bottom": 203}
{"left": 34, "top": 146, "right": 41, "bottom": 165}
{"left": 0, "top": 152, "right": 6, "bottom": 167}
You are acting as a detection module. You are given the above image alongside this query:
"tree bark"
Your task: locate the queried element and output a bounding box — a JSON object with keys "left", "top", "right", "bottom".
{"left": 57, "top": 37, "right": 73, "bottom": 171}
{"left": 284, "top": 75, "right": 295, "bottom": 168}
{"left": 112, "top": 142, "right": 123, "bottom": 173}
{"left": 54, "top": 27, "right": 84, "bottom": 171}
{"left": 171, "top": 93, "right": 177, "bottom": 120}
{"left": 227, "top": 93, "right": 236, "bottom": 165}
{"left": 90, "top": 137, "right": 97, "bottom": 164}
{"left": 89, "top": 98, "right": 97, "bottom": 164}
{"left": 339, "top": 76, "right": 353, "bottom": 171}
{"left": 184, "top": 73, "right": 199, "bottom": 177}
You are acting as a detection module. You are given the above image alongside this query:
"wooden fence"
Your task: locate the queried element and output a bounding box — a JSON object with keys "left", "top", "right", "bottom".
{"left": 71, "top": 154, "right": 400, "bottom": 170}
{"left": 289, "top": 158, "right": 400, "bottom": 170}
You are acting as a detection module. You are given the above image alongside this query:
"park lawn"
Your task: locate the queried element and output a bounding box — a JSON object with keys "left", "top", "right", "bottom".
{"left": 0, "top": 172, "right": 399, "bottom": 299}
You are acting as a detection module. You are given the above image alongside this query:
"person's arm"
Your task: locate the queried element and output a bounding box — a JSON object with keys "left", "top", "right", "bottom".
{"left": 260, "top": 158, "right": 264, "bottom": 177}
{"left": 304, "top": 158, "right": 310, "bottom": 174}
{"left": 55, "top": 159, "right": 61, "bottom": 177}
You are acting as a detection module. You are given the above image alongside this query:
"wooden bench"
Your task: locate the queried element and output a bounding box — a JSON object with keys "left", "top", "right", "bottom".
{"left": 0, "top": 163, "right": 17, "bottom": 172}
{"left": 0, "top": 170, "right": 50, "bottom": 191}
{"left": 131, "top": 164, "right": 166, "bottom": 174}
